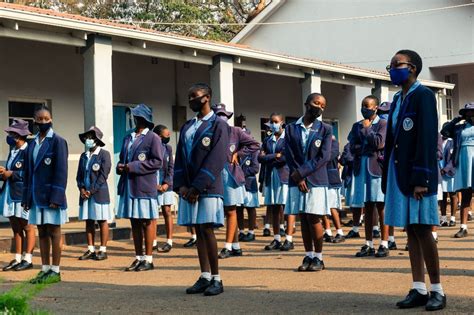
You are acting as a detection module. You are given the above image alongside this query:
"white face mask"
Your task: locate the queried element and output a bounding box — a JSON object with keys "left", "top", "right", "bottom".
{"left": 85, "top": 139, "right": 95, "bottom": 150}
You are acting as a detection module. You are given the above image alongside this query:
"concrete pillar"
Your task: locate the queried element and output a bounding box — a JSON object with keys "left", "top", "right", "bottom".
{"left": 372, "top": 80, "right": 390, "bottom": 103}
{"left": 354, "top": 85, "right": 372, "bottom": 121}
{"left": 436, "top": 89, "right": 446, "bottom": 129}
{"left": 301, "top": 71, "right": 322, "bottom": 116}
{"left": 210, "top": 55, "right": 234, "bottom": 125}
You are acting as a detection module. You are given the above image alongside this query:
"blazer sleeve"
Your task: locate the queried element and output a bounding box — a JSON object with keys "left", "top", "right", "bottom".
{"left": 191, "top": 121, "right": 229, "bottom": 193}
{"left": 248, "top": 151, "right": 260, "bottom": 176}
{"left": 76, "top": 154, "right": 85, "bottom": 190}
{"left": 50, "top": 137, "right": 68, "bottom": 207}
{"left": 296, "top": 126, "right": 333, "bottom": 179}
{"left": 127, "top": 134, "right": 163, "bottom": 175}
{"left": 9, "top": 152, "right": 24, "bottom": 183}
{"left": 440, "top": 116, "right": 463, "bottom": 138}
{"left": 21, "top": 146, "right": 31, "bottom": 206}
{"left": 360, "top": 120, "right": 386, "bottom": 151}
{"left": 90, "top": 150, "right": 111, "bottom": 195}
{"left": 330, "top": 140, "right": 340, "bottom": 161}
{"left": 162, "top": 145, "right": 174, "bottom": 187}
{"left": 237, "top": 129, "right": 260, "bottom": 159}
{"left": 116, "top": 137, "right": 127, "bottom": 175}
{"left": 284, "top": 125, "right": 300, "bottom": 173}
{"left": 409, "top": 89, "right": 438, "bottom": 188}
{"left": 348, "top": 124, "right": 362, "bottom": 156}
{"left": 173, "top": 127, "right": 186, "bottom": 192}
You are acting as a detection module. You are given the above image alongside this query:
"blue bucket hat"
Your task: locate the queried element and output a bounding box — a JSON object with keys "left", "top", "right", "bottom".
{"left": 130, "top": 104, "right": 154, "bottom": 128}
{"left": 459, "top": 102, "right": 474, "bottom": 116}
{"left": 379, "top": 101, "right": 392, "bottom": 112}
{"left": 212, "top": 103, "right": 233, "bottom": 118}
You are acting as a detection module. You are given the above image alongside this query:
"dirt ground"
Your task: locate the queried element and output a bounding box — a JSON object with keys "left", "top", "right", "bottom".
{"left": 0, "top": 222, "right": 473, "bottom": 314}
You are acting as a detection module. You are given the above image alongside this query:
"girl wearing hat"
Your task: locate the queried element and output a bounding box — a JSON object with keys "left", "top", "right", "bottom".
{"left": 0, "top": 119, "right": 35, "bottom": 272}
{"left": 212, "top": 104, "right": 260, "bottom": 259}
{"left": 441, "top": 102, "right": 474, "bottom": 238}
{"left": 116, "top": 104, "right": 163, "bottom": 272}
{"left": 22, "top": 105, "right": 68, "bottom": 284}
{"left": 175, "top": 83, "right": 228, "bottom": 296}
{"left": 153, "top": 124, "right": 176, "bottom": 253}
{"left": 76, "top": 126, "right": 113, "bottom": 261}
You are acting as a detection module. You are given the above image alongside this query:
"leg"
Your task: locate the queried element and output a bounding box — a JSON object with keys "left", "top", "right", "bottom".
{"left": 347, "top": 207, "right": 362, "bottom": 238}
{"left": 456, "top": 189, "right": 471, "bottom": 237}
{"left": 224, "top": 206, "right": 238, "bottom": 243}
{"left": 161, "top": 205, "right": 174, "bottom": 241}
{"left": 37, "top": 225, "right": 51, "bottom": 266}
{"left": 143, "top": 219, "right": 156, "bottom": 256}
{"left": 307, "top": 214, "right": 324, "bottom": 254}
{"left": 10, "top": 218, "right": 23, "bottom": 256}
{"left": 300, "top": 214, "right": 313, "bottom": 253}
{"left": 412, "top": 225, "right": 441, "bottom": 284}
{"left": 449, "top": 192, "right": 458, "bottom": 220}
{"left": 364, "top": 202, "right": 374, "bottom": 243}
{"left": 377, "top": 202, "right": 388, "bottom": 242}
{"left": 98, "top": 220, "right": 109, "bottom": 247}
{"left": 286, "top": 214, "right": 295, "bottom": 237}
{"left": 195, "top": 225, "right": 210, "bottom": 273}
{"left": 440, "top": 192, "right": 448, "bottom": 217}
{"left": 85, "top": 219, "right": 95, "bottom": 247}
{"left": 406, "top": 225, "right": 425, "bottom": 283}
{"left": 201, "top": 224, "right": 219, "bottom": 276}
{"left": 330, "top": 209, "right": 342, "bottom": 230}
{"left": 130, "top": 219, "right": 144, "bottom": 256}
{"left": 48, "top": 224, "right": 62, "bottom": 267}
{"left": 247, "top": 207, "right": 257, "bottom": 232}
{"left": 236, "top": 206, "right": 245, "bottom": 231}
{"left": 272, "top": 205, "right": 281, "bottom": 236}
{"left": 322, "top": 215, "right": 330, "bottom": 231}
{"left": 20, "top": 220, "right": 35, "bottom": 254}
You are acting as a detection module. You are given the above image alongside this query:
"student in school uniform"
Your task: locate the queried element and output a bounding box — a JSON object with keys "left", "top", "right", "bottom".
{"left": 175, "top": 83, "right": 228, "bottom": 296}
{"left": 116, "top": 104, "right": 163, "bottom": 272}
{"left": 285, "top": 93, "right": 332, "bottom": 271}
{"left": 441, "top": 102, "right": 474, "bottom": 238}
{"left": 349, "top": 95, "right": 389, "bottom": 258}
{"left": 384, "top": 50, "right": 445, "bottom": 310}
{"left": 213, "top": 104, "right": 260, "bottom": 259}
{"left": 322, "top": 136, "right": 345, "bottom": 243}
{"left": 438, "top": 125, "right": 458, "bottom": 227}
{"left": 76, "top": 126, "right": 112, "bottom": 261}
{"left": 260, "top": 114, "right": 292, "bottom": 251}
{"left": 22, "top": 105, "right": 68, "bottom": 284}
{"left": 0, "top": 119, "right": 34, "bottom": 272}
{"left": 259, "top": 124, "right": 273, "bottom": 237}
{"left": 153, "top": 124, "right": 176, "bottom": 253}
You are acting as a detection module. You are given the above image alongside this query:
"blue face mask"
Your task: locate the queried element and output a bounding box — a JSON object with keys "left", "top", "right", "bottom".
{"left": 389, "top": 67, "right": 410, "bottom": 86}
{"left": 6, "top": 135, "right": 17, "bottom": 147}
{"left": 270, "top": 123, "right": 281, "bottom": 133}
{"left": 85, "top": 139, "right": 96, "bottom": 150}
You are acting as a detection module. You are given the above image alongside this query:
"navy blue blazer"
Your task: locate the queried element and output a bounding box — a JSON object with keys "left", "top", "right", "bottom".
{"left": 76, "top": 148, "right": 111, "bottom": 205}
{"left": 257, "top": 135, "right": 270, "bottom": 191}
{"left": 158, "top": 143, "right": 174, "bottom": 191}
{"left": 117, "top": 130, "right": 163, "bottom": 199}
{"left": 348, "top": 117, "right": 386, "bottom": 177}
{"left": 285, "top": 120, "right": 333, "bottom": 187}
{"left": 339, "top": 143, "right": 353, "bottom": 183}
{"left": 0, "top": 146, "right": 28, "bottom": 202}
{"left": 174, "top": 113, "right": 229, "bottom": 197}
{"left": 258, "top": 133, "right": 289, "bottom": 185}
{"left": 439, "top": 138, "right": 455, "bottom": 177}
{"left": 22, "top": 133, "right": 68, "bottom": 209}
{"left": 327, "top": 139, "right": 342, "bottom": 188}
{"left": 241, "top": 150, "right": 260, "bottom": 193}
{"left": 441, "top": 117, "right": 469, "bottom": 169}
{"left": 382, "top": 83, "right": 439, "bottom": 196}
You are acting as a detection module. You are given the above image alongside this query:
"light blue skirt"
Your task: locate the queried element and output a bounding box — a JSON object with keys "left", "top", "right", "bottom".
{"left": 1, "top": 182, "right": 28, "bottom": 220}
{"left": 328, "top": 187, "right": 342, "bottom": 210}
{"left": 222, "top": 168, "right": 245, "bottom": 207}
{"left": 285, "top": 185, "right": 330, "bottom": 216}
{"left": 28, "top": 203, "right": 68, "bottom": 225}
{"left": 116, "top": 183, "right": 159, "bottom": 219}
{"left": 177, "top": 196, "right": 224, "bottom": 228}
{"left": 350, "top": 156, "right": 384, "bottom": 207}
{"left": 264, "top": 169, "right": 288, "bottom": 205}
{"left": 441, "top": 175, "right": 455, "bottom": 193}
{"left": 79, "top": 197, "right": 114, "bottom": 222}
{"left": 243, "top": 190, "right": 260, "bottom": 208}
{"left": 454, "top": 145, "right": 474, "bottom": 191}
{"left": 158, "top": 191, "right": 176, "bottom": 207}
{"left": 385, "top": 156, "right": 439, "bottom": 228}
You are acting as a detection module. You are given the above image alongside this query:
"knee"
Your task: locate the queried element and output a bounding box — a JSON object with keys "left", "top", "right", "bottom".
{"left": 37, "top": 227, "right": 48, "bottom": 238}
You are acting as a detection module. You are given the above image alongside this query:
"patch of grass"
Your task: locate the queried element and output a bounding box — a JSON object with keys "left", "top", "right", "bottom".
{"left": 0, "top": 280, "right": 52, "bottom": 314}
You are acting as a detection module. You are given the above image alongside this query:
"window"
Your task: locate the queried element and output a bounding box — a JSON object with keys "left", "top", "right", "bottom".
{"left": 8, "top": 100, "right": 49, "bottom": 134}
{"left": 445, "top": 75, "right": 453, "bottom": 120}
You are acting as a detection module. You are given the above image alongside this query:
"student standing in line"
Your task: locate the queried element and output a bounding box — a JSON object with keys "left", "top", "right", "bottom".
{"left": 438, "top": 125, "right": 457, "bottom": 227}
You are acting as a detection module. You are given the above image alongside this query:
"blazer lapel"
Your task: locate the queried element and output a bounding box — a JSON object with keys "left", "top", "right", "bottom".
{"left": 191, "top": 117, "right": 214, "bottom": 151}
{"left": 129, "top": 133, "right": 146, "bottom": 160}
{"left": 306, "top": 120, "right": 322, "bottom": 154}
{"left": 34, "top": 138, "right": 50, "bottom": 171}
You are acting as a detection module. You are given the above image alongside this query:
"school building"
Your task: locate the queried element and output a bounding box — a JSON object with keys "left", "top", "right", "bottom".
{"left": 0, "top": 3, "right": 454, "bottom": 217}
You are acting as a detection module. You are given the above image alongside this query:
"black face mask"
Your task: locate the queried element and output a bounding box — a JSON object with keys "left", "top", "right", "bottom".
{"left": 162, "top": 137, "right": 170, "bottom": 144}
{"left": 189, "top": 95, "right": 207, "bottom": 112}
{"left": 307, "top": 105, "right": 323, "bottom": 119}
{"left": 36, "top": 122, "right": 52, "bottom": 133}
{"left": 361, "top": 108, "right": 376, "bottom": 120}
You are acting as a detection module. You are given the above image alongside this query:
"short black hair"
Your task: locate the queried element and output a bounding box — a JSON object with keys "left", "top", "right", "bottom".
{"left": 396, "top": 49, "right": 423, "bottom": 76}
{"left": 270, "top": 112, "right": 283, "bottom": 121}
{"left": 189, "top": 83, "right": 212, "bottom": 97}
{"left": 153, "top": 124, "right": 168, "bottom": 136}
{"left": 362, "top": 95, "right": 380, "bottom": 106}
{"left": 34, "top": 104, "right": 52, "bottom": 118}
{"left": 305, "top": 93, "right": 323, "bottom": 105}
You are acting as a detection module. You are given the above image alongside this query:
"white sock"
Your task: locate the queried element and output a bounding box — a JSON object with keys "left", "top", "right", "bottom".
{"left": 352, "top": 226, "right": 359, "bottom": 233}
{"left": 248, "top": 230, "right": 255, "bottom": 235}
{"left": 24, "top": 253, "right": 33, "bottom": 264}
{"left": 274, "top": 234, "right": 281, "bottom": 242}
{"left": 167, "top": 239, "right": 173, "bottom": 246}
{"left": 14, "top": 254, "right": 22, "bottom": 263}
{"left": 325, "top": 229, "right": 333, "bottom": 236}
{"left": 99, "top": 246, "right": 107, "bottom": 252}
{"left": 469, "top": 211, "right": 472, "bottom": 215}
{"left": 41, "top": 265, "right": 51, "bottom": 272}
{"left": 264, "top": 224, "right": 270, "bottom": 229}
{"left": 51, "top": 265, "right": 60, "bottom": 273}
{"left": 388, "top": 236, "right": 395, "bottom": 242}
{"left": 286, "top": 235, "right": 293, "bottom": 242}
{"left": 450, "top": 216, "right": 456, "bottom": 222}
{"left": 88, "top": 245, "right": 95, "bottom": 252}
{"left": 136, "top": 255, "right": 143, "bottom": 261}
{"left": 366, "top": 240, "right": 374, "bottom": 248}
{"left": 305, "top": 251, "right": 314, "bottom": 258}
{"left": 225, "top": 242, "right": 232, "bottom": 250}
{"left": 336, "top": 229, "right": 344, "bottom": 236}
{"left": 373, "top": 225, "right": 380, "bottom": 231}
{"left": 232, "top": 242, "right": 240, "bottom": 250}
{"left": 191, "top": 234, "right": 197, "bottom": 240}
{"left": 212, "top": 274, "right": 221, "bottom": 282}
{"left": 440, "top": 215, "right": 447, "bottom": 222}
{"left": 461, "top": 224, "right": 468, "bottom": 230}
{"left": 359, "top": 214, "right": 364, "bottom": 223}
{"left": 314, "top": 252, "right": 323, "bottom": 260}
{"left": 432, "top": 232, "right": 438, "bottom": 240}
{"left": 431, "top": 283, "right": 445, "bottom": 296}
{"left": 201, "top": 272, "right": 211, "bottom": 281}
{"left": 381, "top": 240, "right": 388, "bottom": 248}
{"left": 145, "top": 255, "right": 153, "bottom": 263}
{"left": 279, "top": 224, "right": 285, "bottom": 230}
{"left": 153, "top": 239, "right": 158, "bottom": 247}
{"left": 412, "top": 282, "right": 428, "bottom": 295}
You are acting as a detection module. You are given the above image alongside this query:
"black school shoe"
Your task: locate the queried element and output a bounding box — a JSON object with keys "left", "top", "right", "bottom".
{"left": 95, "top": 251, "right": 108, "bottom": 261}
{"left": 183, "top": 238, "right": 197, "bottom": 248}
{"left": 79, "top": 250, "right": 96, "bottom": 261}
{"left": 308, "top": 257, "right": 325, "bottom": 271}
{"left": 396, "top": 289, "right": 429, "bottom": 309}
{"left": 231, "top": 248, "right": 243, "bottom": 257}
{"left": 425, "top": 291, "right": 447, "bottom": 311}
{"left": 186, "top": 277, "right": 211, "bottom": 294}
{"left": 159, "top": 243, "right": 172, "bottom": 253}
{"left": 372, "top": 229, "right": 381, "bottom": 239}
{"left": 454, "top": 228, "right": 468, "bottom": 238}
{"left": 388, "top": 241, "right": 397, "bottom": 250}
{"left": 355, "top": 245, "right": 375, "bottom": 257}
{"left": 264, "top": 240, "right": 282, "bottom": 250}
{"left": 14, "top": 260, "right": 33, "bottom": 271}
{"left": 218, "top": 248, "right": 232, "bottom": 259}
{"left": 125, "top": 259, "right": 142, "bottom": 271}
{"left": 468, "top": 213, "right": 473, "bottom": 221}
{"left": 2, "top": 260, "right": 20, "bottom": 271}
{"left": 238, "top": 232, "right": 245, "bottom": 242}
{"left": 204, "top": 279, "right": 224, "bottom": 296}
{"left": 374, "top": 245, "right": 389, "bottom": 258}
{"left": 263, "top": 228, "right": 271, "bottom": 237}
{"left": 242, "top": 233, "right": 255, "bottom": 242}
{"left": 332, "top": 234, "right": 345, "bottom": 243}
{"left": 440, "top": 220, "right": 449, "bottom": 227}
{"left": 449, "top": 220, "right": 456, "bottom": 227}
{"left": 345, "top": 230, "right": 360, "bottom": 239}
{"left": 280, "top": 239, "right": 294, "bottom": 251}
{"left": 135, "top": 261, "right": 154, "bottom": 272}
{"left": 297, "top": 256, "right": 313, "bottom": 272}
{"left": 323, "top": 233, "right": 334, "bottom": 243}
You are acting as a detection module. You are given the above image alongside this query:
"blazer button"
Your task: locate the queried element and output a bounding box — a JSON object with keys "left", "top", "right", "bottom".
{"left": 394, "top": 160, "right": 398, "bottom": 164}
{"left": 395, "top": 144, "right": 398, "bottom": 149}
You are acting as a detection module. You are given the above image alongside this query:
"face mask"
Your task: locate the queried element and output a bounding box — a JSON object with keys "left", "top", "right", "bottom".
{"left": 85, "top": 139, "right": 95, "bottom": 150}
{"left": 162, "top": 137, "right": 170, "bottom": 144}
{"left": 307, "top": 105, "right": 323, "bottom": 119}
{"left": 189, "top": 95, "right": 207, "bottom": 112}
{"left": 361, "top": 108, "right": 376, "bottom": 120}
{"left": 6, "top": 135, "right": 17, "bottom": 147}
{"left": 270, "top": 123, "right": 281, "bottom": 133}
{"left": 389, "top": 67, "right": 410, "bottom": 86}
{"left": 36, "top": 122, "right": 52, "bottom": 133}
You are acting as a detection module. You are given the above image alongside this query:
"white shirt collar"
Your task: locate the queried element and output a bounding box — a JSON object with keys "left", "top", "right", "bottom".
{"left": 131, "top": 128, "right": 149, "bottom": 139}
{"left": 34, "top": 128, "right": 54, "bottom": 144}
{"left": 11, "top": 142, "right": 27, "bottom": 154}
{"left": 271, "top": 130, "right": 285, "bottom": 142}
{"left": 296, "top": 116, "right": 313, "bottom": 129}
{"left": 86, "top": 146, "right": 101, "bottom": 158}
{"left": 194, "top": 111, "right": 215, "bottom": 122}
